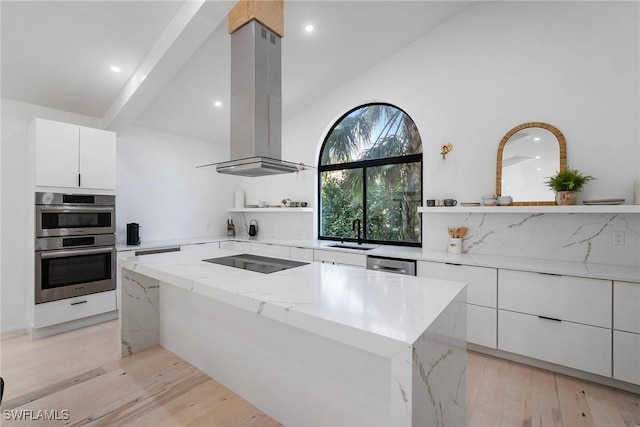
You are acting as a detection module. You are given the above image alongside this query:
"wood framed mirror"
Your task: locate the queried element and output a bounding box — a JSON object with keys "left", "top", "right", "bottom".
{"left": 496, "top": 122, "right": 567, "bottom": 206}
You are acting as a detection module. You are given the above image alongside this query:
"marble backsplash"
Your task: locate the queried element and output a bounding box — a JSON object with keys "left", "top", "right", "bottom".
{"left": 422, "top": 212, "right": 640, "bottom": 267}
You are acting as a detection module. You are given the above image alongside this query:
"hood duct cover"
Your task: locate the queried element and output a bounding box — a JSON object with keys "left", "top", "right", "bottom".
{"left": 216, "top": 20, "right": 299, "bottom": 177}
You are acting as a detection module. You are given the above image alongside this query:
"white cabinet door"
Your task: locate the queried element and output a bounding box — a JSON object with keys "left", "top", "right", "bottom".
{"left": 417, "top": 261, "right": 497, "bottom": 307}
{"left": 251, "top": 243, "right": 290, "bottom": 259}
{"left": 290, "top": 247, "right": 314, "bottom": 262}
{"left": 468, "top": 304, "right": 497, "bottom": 348}
{"left": 33, "top": 291, "right": 117, "bottom": 328}
{"left": 613, "top": 330, "right": 640, "bottom": 385}
{"left": 34, "top": 118, "right": 79, "bottom": 187}
{"left": 233, "top": 241, "right": 252, "bottom": 252}
{"left": 614, "top": 281, "right": 640, "bottom": 334}
{"left": 314, "top": 249, "right": 366, "bottom": 267}
{"left": 219, "top": 241, "right": 235, "bottom": 250}
{"left": 79, "top": 126, "right": 116, "bottom": 190}
{"left": 180, "top": 242, "right": 220, "bottom": 252}
{"left": 498, "top": 270, "right": 612, "bottom": 328}
{"left": 498, "top": 310, "right": 611, "bottom": 377}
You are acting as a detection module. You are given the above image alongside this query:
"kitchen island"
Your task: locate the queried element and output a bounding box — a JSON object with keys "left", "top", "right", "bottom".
{"left": 120, "top": 247, "right": 466, "bottom": 426}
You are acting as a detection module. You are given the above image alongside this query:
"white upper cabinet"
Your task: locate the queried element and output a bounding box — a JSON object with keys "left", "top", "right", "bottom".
{"left": 34, "top": 119, "right": 80, "bottom": 188}
{"left": 33, "top": 118, "right": 116, "bottom": 191}
{"left": 78, "top": 126, "right": 116, "bottom": 190}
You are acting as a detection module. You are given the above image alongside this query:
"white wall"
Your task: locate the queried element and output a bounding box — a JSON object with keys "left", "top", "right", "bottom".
{"left": 256, "top": 1, "right": 640, "bottom": 263}
{"left": 0, "top": 102, "right": 236, "bottom": 332}
{"left": 1, "top": 99, "right": 103, "bottom": 332}
{"left": 116, "top": 126, "right": 236, "bottom": 244}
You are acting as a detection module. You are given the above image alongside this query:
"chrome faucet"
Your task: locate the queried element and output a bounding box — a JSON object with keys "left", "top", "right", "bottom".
{"left": 352, "top": 219, "right": 362, "bottom": 245}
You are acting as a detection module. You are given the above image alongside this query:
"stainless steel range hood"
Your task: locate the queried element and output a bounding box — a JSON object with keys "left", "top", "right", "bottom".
{"left": 216, "top": 20, "right": 299, "bottom": 177}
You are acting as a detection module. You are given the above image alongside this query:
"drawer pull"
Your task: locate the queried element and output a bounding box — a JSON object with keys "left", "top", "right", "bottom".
{"left": 538, "top": 272, "right": 561, "bottom": 276}
{"left": 71, "top": 300, "right": 88, "bottom": 306}
{"left": 445, "top": 262, "right": 462, "bottom": 266}
{"left": 538, "top": 315, "right": 561, "bottom": 322}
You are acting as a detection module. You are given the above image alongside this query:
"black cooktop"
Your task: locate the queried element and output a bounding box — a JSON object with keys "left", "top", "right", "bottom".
{"left": 202, "top": 253, "right": 309, "bottom": 274}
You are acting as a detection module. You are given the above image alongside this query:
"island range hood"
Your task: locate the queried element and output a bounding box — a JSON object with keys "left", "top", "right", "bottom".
{"left": 215, "top": 18, "right": 300, "bottom": 177}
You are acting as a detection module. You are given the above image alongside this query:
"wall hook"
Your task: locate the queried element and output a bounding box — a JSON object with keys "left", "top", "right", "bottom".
{"left": 440, "top": 142, "right": 453, "bottom": 159}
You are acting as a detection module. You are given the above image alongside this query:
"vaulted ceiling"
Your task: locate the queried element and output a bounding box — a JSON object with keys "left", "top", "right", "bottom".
{"left": 2, "top": 1, "right": 477, "bottom": 141}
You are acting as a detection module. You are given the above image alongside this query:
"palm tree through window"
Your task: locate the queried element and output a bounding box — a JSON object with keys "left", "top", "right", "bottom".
{"left": 318, "top": 103, "right": 422, "bottom": 246}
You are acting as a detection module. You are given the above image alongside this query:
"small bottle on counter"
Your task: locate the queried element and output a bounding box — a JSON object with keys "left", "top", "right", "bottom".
{"left": 227, "top": 219, "right": 236, "bottom": 236}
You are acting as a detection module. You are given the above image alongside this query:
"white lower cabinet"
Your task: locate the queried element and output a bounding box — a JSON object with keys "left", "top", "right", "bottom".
{"left": 467, "top": 304, "right": 497, "bottom": 348}
{"left": 290, "top": 246, "right": 314, "bottom": 262}
{"left": 34, "top": 291, "right": 117, "bottom": 329}
{"left": 180, "top": 242, "right": 220, "bottom": 252}
{"left": 219, "top": 241, "right": 235, "bottom": 250}
{"left": 498, "top": 310, "right": 612, "bottom": 377}
{"left": 417, "top": 262, "right": 497, "bottom": 307}
{"left": 613, "top": 330, "right": 640, "bottom": 385}
{"left": 251, "top": 242, "right": 290, "bottom": 259}
{"left": 417, "top": 261, "right": 497, "bottom": 348}
{"left": 614, "top": 281, "right": 640, "bottom": 334}
{"left": 498, "top": 270, "right": 612, "bottom": 328}
{"left": 313, "top": 249, "right": 366, "bottom": 267}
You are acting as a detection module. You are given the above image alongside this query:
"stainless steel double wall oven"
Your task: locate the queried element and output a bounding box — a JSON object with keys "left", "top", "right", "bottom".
{"left": 35, "top": 192, "right": 116, "bottom": 304}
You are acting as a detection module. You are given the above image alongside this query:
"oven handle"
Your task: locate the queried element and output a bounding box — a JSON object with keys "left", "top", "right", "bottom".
{"left": 37, "top": 205, "right": 114, "bottom": 213}
{"left": 40, "top": 246, "right": 115, "bottom": 259}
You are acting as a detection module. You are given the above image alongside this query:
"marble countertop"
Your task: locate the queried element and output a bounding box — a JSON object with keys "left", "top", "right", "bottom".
{"left": 119, "top": 235, "right": 639, "bottom": 283}
{"left": 120, "top": 247, "right": 466, "bottom": 356}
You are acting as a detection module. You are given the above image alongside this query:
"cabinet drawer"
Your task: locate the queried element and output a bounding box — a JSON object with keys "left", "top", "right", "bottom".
{"left": 613, "top": 330, "right": 640, "bottom": 385}
{"left": 498, "top": 270, "right": 611, "bottom": 328}
{"left": 417, "top": 261, "right": 497, "bottom": 307}
{"left": 614, "top": 281, "right": 640, "bottom": 334}
{"left": 233, "top": 241, "right": 252, "bottom": 252}
{"left": 34, "top": 291, "right": 117, "bottom": 328}
{"left": 498, "top": 310, "right": 611, "bottom": 377}
{"left": 314, "top": 249, "right": 366, "bottom": 267}
{"left": 180, "top": 242, "right": 220, "bottom": 252}
{"left": 290, "top": 247, "right": 314, "bottom": 262}
{"left": 468, "top": 304, "right": 497, "bottom": 348}
{"left": 251, "top": 243, "right": 290, "bottom": 259}
{"left": 219, "top": 241, "right": 235, "bottom": 250}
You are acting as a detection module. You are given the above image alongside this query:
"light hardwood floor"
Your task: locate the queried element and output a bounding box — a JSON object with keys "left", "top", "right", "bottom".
{"left": 1, "top": 320, "right": 638, "bottom": 426}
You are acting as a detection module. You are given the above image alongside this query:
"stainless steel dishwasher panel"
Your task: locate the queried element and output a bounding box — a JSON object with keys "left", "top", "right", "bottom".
{"left": 366, "top": 255, "right": 416, "bottom": 276}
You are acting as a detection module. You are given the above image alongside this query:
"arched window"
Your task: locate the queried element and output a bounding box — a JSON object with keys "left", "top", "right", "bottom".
{"left": 318, "top": 103, "right": 422, "bottom": 246}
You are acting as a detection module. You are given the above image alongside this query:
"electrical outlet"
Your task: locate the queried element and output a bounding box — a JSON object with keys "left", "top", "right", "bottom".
{"left": 613, "top": 231, "right": 625, "bottom": 246}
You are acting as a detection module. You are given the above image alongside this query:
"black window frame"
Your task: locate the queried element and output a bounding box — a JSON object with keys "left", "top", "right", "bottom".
{"left": 317, "top": 103, "right": 423, "bottom": 248}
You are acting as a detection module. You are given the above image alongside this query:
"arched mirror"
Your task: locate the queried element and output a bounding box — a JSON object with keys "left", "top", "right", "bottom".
{"left": 496, "top": 122, "right": 566, "bottom": 206}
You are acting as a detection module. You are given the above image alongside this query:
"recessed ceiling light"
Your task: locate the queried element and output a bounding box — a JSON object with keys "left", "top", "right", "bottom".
{"left": 305, "top": 24, "right": 314, "bottom": 33}
{"left": 536, "top": 168, "right": 542, "bottom": 171}
{"left": 213, "top": 101, "right": 222, "bottom": 107}
{"left": 110, "top": 66, "right": 121, "bottom": 73}
{"left": 535, "top": 155, "right": 541, "bottom": 159}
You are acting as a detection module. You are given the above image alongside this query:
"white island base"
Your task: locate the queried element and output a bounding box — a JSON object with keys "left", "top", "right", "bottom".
{"left": 120, "top": 251, "right": 466, "bottom": 426}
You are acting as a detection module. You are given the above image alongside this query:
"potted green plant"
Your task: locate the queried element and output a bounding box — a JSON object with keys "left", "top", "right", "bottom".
{"left": 545, "top": 167, "right": 595, "bottom": 205}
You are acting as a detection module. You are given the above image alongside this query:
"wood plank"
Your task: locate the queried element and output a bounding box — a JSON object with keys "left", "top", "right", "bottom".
{"left": 582, "top": 379, "right": 627, "bottom": 427}
{"left": 499, "top": 361, "right": 533, "bottom": 427}
{"left": 468, "top": 356, "right": 507, "bottom": 427}
{"left": 228, "top": 0, "right": 284, "bottom": 36}
{"left": 612, "top": 388, "right": 640, "bottom": 427}
{"left": 555, "top": 374, "right": 595, "bottom": 427}
{"left": 1, "top": 367, "right": 107, "bottom": 410}
{"left": 530, "top": 366, "right": 563, "bottom": 427}
{"left": 466, "top": 350, "right": 489, "bottom": 412}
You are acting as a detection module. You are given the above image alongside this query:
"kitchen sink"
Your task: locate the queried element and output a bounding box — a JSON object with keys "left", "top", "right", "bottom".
{"left": 328, "top": 244, "right": 377, "bottom": 251}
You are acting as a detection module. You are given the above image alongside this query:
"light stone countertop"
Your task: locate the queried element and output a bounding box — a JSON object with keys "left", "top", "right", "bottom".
{"left": 119, "top": 235, "right": 639, "bottom": 283}
{"left": 120, "top": 247, "right": 466, "bottom": 357}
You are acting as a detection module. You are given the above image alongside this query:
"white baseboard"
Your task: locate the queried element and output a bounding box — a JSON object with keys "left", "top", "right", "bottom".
{"left": 29, "top": 310, "right": 118, "bottom": 339}
{"left": 0, "top": 314, "right": 27, "bottom": 334}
